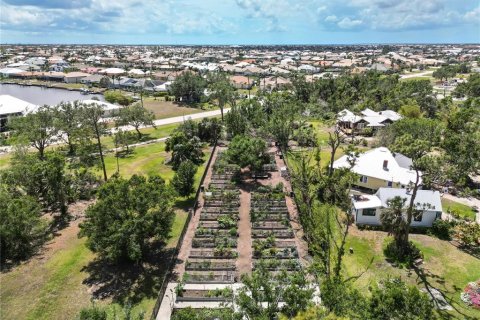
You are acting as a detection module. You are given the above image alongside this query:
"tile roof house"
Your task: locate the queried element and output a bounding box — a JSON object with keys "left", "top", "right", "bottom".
{"left": 333, "top": 147, "right": 420, "bottom": 192}
{"left": 351, "top": 188, "right": 442, "bottom": 227}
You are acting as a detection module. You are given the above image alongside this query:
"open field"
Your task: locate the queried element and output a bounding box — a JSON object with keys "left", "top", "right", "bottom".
{"left": 441, "top": 197, "right": 477, "bottom": 221}
{"left": 0, "top": 142, "right": 213, "bottom": 320}
{"left": 142, "top": 98, "right": 207, "bottom": 119}
{"left": 343, "top": 227, "right": 480, "bottom": 319}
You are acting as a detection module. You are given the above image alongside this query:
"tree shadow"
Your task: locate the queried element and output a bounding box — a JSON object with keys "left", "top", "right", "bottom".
{"left": 412, "top": 265, "right": 476, "bottom": 319}
{"left": 449, "top": 241, "right": 480, "bottom": 260}
{"left": 81, "top": 241, "right": 175, "bottom": 305}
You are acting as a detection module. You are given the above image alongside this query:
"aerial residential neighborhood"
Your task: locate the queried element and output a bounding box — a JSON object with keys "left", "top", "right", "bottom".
{"left": 0, "top": 1, "right": 479, "bottom": 320}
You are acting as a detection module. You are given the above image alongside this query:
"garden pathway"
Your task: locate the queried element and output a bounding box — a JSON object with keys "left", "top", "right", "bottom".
{"left": 236, "top": 187, "right": 253, "bottom": 276}
{"left": 172, "top": 146, "right": 220, "bottom": 279}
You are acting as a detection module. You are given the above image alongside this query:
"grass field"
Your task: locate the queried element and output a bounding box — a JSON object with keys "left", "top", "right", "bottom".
{"left": 441, "top": 198, "right": 476, "bottom": 221}
{"left": 0, "top": 141, "right": 213, "bottom": 320}
{"left": 143, "top": 98, "right": 207, "bottom": 119}
{"left": 343, "top": 227, "right": 480, "bottom": 319}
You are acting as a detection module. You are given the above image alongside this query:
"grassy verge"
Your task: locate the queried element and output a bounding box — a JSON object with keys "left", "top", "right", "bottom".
{"left": 0, "top": 141, "right": 213, "bottom": 319}
{"left": 343, "top": 228, "right": 480, "bottom": 319}
{"left": 441, "top": 198, "right": 476, "bottom": 221}
{"left": 143, "top": 98, "right": 206, "bottom": 120}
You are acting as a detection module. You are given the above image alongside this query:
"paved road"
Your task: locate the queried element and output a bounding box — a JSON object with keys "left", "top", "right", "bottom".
{"left": 400, "top": 71, "right": 433, "bottom": 79}
{"left": 0, "top": 108, "right": 230, "bottom": 154}
{"left": 442, "top": 193, "right": 480, "bottom": 224}
{"left": 111, "top": 108, "right": 230, "bottom": 133}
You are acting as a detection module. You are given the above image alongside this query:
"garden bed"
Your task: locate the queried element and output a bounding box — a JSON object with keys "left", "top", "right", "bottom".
{"left": 252, "top": 229, "right": 294, "bottom": 238}
{"left": 186, "top": 259, "right": 236, "bottom": 271}
{"left": 185, "top": 271, "right": 236, "bottom": 283}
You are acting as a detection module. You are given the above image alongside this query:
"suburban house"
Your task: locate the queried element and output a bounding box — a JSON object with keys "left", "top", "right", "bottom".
{"left": 229, "top": 75, "right": 253, "bottom": 89}
{"left": 333, "top": 147, "right": 420, "bottom": 192}
{"left": 0, "top": 95, "right": 38, "bottom": 132}
{"left": 351, "top": 188, "right": 442, "bottom": 227}
{"left": 336, "top": 108, "right": 402, "bottom": 135}
{"left": 64, "top": 72, "right": 90, "bottom": 83}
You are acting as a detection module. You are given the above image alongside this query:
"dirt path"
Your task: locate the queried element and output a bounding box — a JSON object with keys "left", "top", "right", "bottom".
{"left": 270, "top": 147, "right": 311, "bottom": 267}
{"left": 236, "top": 187, "right": 252, "bottom": 276}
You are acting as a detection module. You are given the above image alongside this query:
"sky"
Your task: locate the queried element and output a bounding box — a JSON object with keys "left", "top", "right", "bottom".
{"left": 0, "top": 0, "right": 479, "bottom": 44}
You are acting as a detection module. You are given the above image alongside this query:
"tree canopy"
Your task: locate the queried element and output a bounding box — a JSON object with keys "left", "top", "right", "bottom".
{"left": 79, "top": 175, "right": 176, "bottom": 263}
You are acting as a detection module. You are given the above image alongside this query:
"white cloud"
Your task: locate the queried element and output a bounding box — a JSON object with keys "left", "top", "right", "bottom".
{"left": 337, "top": 17, "right": 362, "bottom": 29}
{"left": 325, "top": 15, "right": 338, "bottom": 22}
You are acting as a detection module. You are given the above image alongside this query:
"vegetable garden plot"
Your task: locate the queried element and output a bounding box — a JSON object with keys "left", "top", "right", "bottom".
{"left": 189, "top": 248, "right": 238, "bottom": 259}
{"left": 251, "top": 229, "right": 295, "bottom": 238}
{"left": 253, "top": 258, "right": 301, "bottom": 271}
{"left": 176, "top": 288, "right": 234, "bottom": 301}
{"left": 185, "top": 270, "right": 236, "bottom": 283}
{"left": 186, "top": 259, "right": 236, "bottom": 271}
{"left": 184, "top": 152, "right": 241, "bottom": 285}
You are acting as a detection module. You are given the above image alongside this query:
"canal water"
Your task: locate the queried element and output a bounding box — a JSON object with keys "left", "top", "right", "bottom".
{"left": 0, "top": 83, "right": 104, "bottom": 106}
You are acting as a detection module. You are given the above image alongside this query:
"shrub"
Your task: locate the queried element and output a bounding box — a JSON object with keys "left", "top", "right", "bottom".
{"left": 77, "top": 304, "right": 107, "bottom": 320}
{"left": 383, "top": 240, "right": 422, "bottom": 266}
{"left": 429, "top": 219, "right": 456, "bottom": 240}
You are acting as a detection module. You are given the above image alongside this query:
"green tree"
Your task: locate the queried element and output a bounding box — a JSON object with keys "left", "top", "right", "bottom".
{"left": 390, "top": 134, "right": 438, "bottom": 259}
{"left": 165, "top": 132, "right": 204, "bottom": 170}
{"left": 368, "top": 278, "right": 436, "bottom": 320}
{"left": 225, "top": 135, "right": 269, "bottom": 171}
{"left": 197, "top": 117, "right": 222, "bottom": 144}
{"left": 208, "top": 72, "right": 237, "bottom": 121}
{"left": 2, "top": 151, "right": 70, "bottom": 215}
{"left": 236, "top": 264, "right": 314, "bottom": 319}
{"left": 9, "top": 105, "right": 57, "bottom": 159}
{"left": 81, "top": 103, "right": 108, "bottom": 181}
{"left": 53, "top": 101, "right": 85, "bottom": 155}
{"left": 171, "top": 160, "right": 198, "bottom": 197}
{"left": 0, "top": 189, "right": 48, "bottom": 262}
{"left": 399, "top": 101, "right": 423, "bottom": 118}
{"left": 104, "top": 90, "right": 133, "bottom": 106}
{"left": 116, "top": 103, "right": 155, "bottom": 139}
{"left": 170, "top": 71, "right": 206, "bottom": 103}
{"left": 224, "top": 105, "right": 249, "bottom": 138}
{"left": 79, "top": 175, "right": 176, "bottom": 263}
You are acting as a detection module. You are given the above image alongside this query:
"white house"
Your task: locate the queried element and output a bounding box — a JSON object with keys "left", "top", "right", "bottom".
{"left": 336, "top": 108, "right": 402, "bottom": 135}
{"left": 333, "top": 147, "right": 419, "bottom": 192}
{"left": 352, "top": 188, "right": 442, "bottom": 227}
{"left": 0, "top": 95, "right": 38, "bottom": 132}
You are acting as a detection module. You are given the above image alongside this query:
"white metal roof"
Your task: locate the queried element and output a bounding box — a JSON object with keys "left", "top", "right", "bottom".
{"left": 333, "top": 147, "right": 420, "bottom": 186}
{"left": 0, "top": 94, "right": 38, "bottom": 116}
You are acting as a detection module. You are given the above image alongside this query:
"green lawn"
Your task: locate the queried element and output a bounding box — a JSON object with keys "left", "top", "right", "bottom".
{"left": 142, "top": 98, "right": 206, "bottom": 120}
{"left": 441, "top": 198, "right": 476, "bottom": 221}
{"left": 309, "top": 120, "right": 332, "bottom": 146}
{"left": 343, "top": 228, "right": 480, "bottom": 319}
{"left": 0, "top": 153, "right": 11, "bottom": 169}
{"left": 0, "top": 141, "right": 213, "bottom": 320}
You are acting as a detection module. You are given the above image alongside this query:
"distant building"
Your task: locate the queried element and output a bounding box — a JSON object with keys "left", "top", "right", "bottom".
{"left": 351, "top": 188, "right": 442, "bottom": 227}
{"left": 336, "top": 108, "right": 401, "bottom": 135}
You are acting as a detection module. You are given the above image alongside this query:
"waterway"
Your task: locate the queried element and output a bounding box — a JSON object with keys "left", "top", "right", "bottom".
{"left": 0, "top": 83, "right": 104, "bottom": 106}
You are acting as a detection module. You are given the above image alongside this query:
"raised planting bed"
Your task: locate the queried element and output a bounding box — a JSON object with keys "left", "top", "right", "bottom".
{"left": 195, "top": 228, "right": 238, "bottom": 238}
{"left": 171, "top": 308, "right": 234, "bottom": 319}
{"left": 253, "top": 258, "right": 301, "bottom": 271}
{"left": 251, "top": 212, "right": 289, "bottom": 222}
{"left": 189, "top": 248, "right": 238, "bottom": 259}
{"left": 192, "top": 237, "right": 237, "bottom": 248}
{"left": 185, "top": 271, "right": 236, "bottom": 283}
{"left": 186, "top": 259, "right": 236, "bottom": 271}
{"left": 203, "top": 200, "right": 240, "bottom": 207}
{"left": 176, "top": 287, "right": 234, "bottom": 302}
{"left": 252, "top": 220, "right": 290, "bottom": 229}
{"left": 251, "top": 206, "right": 288, "bottom": 212}
{"left": 198, "top": 219, "right": 237, "bottom": 230}
{"left": 208, "top": 182, "right": 238, "bottom": 190}
{"left": 253, "top": 247, "right": 298, "bottom": 259}
{"left": 202, "top": 207, "right": 239, "bottom": 213}
{"left": 200, "top": 212, "right": 239, "bottom": 221}
{"left": 252, "top": 229, "right": 294, "bottom": 239}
